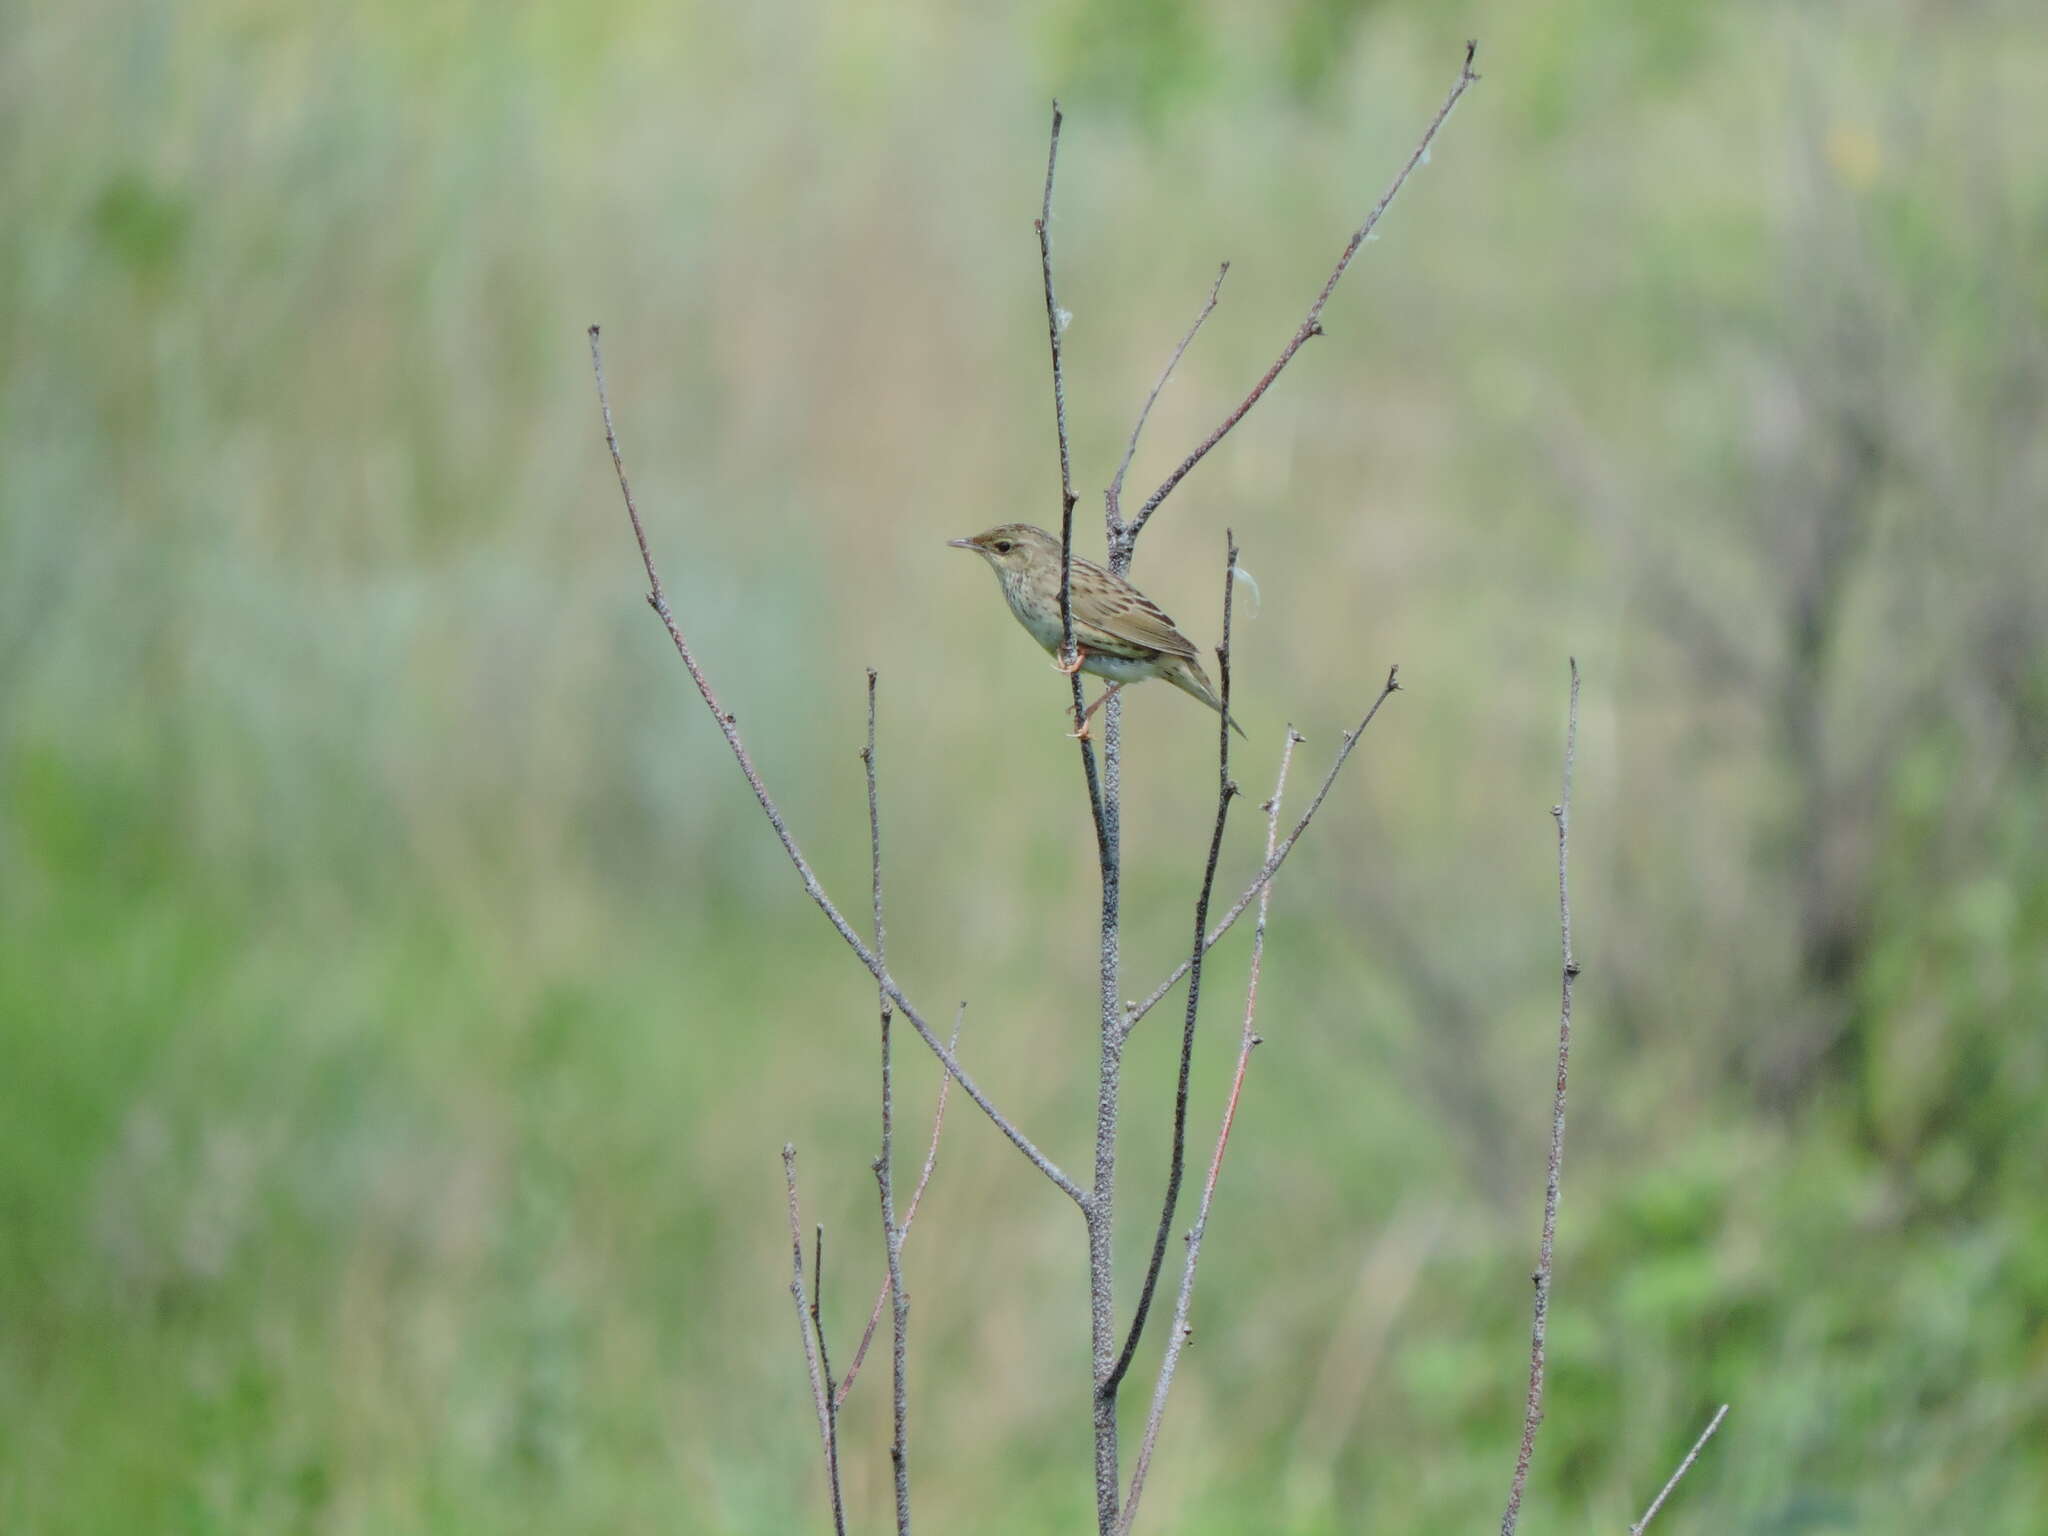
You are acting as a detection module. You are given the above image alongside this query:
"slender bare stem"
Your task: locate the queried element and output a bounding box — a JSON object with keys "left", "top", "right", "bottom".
{"left": 1106, "top": 532, "right": 1242, "bottom": 1398}
{"left": 1033, "top": 101, "right": 1114, "bottom": 836}
{"left": 810, "top": 1224, "right": 848, "bottom": 1536}
{"left": 1629, "top": 1404, "right": 1730, "bottom": 1534}
{"left": 1126, "top": 41, "right": 1481, "bottom": 546}
{"left": 783, "top": 1147, "right": 835, "bottom": 1517}
{"left": 1028, "top": 101, "right": 1131, "bottom": 1535}
{"left": 1500, "top": 657, "right": 1582, "bottom": 1536}
{"left": 1120, "top": 666, "right": 1402, "bottom": 1043}
{"left": 840, "top": 1005, "right": 963, "bottom": 1407}
{"left": 858, "top": 672, "right": 914, "bottom": 1534}
{"left": 1119, "top": 727, "right": 1301, "bottom": 1533}
{"left": 1106, "top": 263, "right": 1229, "bottom": 529}
{"left": 588, "top": 325, "right": 1085, "bottom": 1209}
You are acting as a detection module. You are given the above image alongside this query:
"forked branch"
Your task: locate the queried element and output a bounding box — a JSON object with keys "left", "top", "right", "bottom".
{"left": 1106, "top": 531, "right": 1243, "bottom": 1398}
{"left": 588, "top": 326, "right": 1086, "bottom": 1210}
{"left": 782, "top": 1146, "right": 840, "bottom": 1529}
{"left": 1126, "top": 40, "right": 1481, "bottom": 546}
{"left": 1120, "top": 666, "right": 1403, "bottom": 1043}
{"left": 839, "top": 1004, "right": 965, "bottom": 1408}
{"left": 1118, "top": 726, "right": 1303, "bottom": 1533}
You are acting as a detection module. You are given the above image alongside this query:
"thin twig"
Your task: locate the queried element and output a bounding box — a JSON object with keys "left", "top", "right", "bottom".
{"left": 1034, "top": 101, "right": 1113, "bottom": 835}
{"left": 840, "top": 1004, "right": 964, "bottom": 1407}
{"left": 783, "top": 1147, "right": 834, "bottom": 1512}
{"left": 1126, "top": 41, "right": 1481, "bottom": 545}
{"left": 588, "top": 325, "right": 1085, "bottom": 1209}
{"left": 861, "top": 670, "right": 914, "bottom": 1534}
{"left": 1120, "top": 665, "right": 1402, "bottom": 1043}
{"left": 810, "top": 1224, "right": 848, "bottom": 1536}
{"left": 1106, "top": 531, "right": 1242, "bottom": 1398}
{"left": 1106, "top": 263, "right": 1230, "bottom": 529}
{"left": 1629, "top": 1404, "right": 1730, "bottom": 1534}
{"left": 1500, "top": 657, "right": 1582, "bottom": 1536}
{"left": 1119, "top": 727, "right": 1302, "bottom": 1533}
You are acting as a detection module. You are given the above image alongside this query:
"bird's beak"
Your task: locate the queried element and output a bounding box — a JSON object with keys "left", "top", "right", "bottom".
{"left": 947, "top": 537, "right": 977, "bottom": 550}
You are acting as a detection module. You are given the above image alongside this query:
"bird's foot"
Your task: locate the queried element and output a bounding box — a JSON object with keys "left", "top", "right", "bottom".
{"left": 1052, "top": 646, "right": 1086, "bottom": 676}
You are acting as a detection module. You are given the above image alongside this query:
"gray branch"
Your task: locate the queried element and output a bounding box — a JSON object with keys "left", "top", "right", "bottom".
{"left": 1499, "top": 659, "right": 1581, "bottom": 1536}
{"left": 587, "top": 326, "right": 1086, "bottom": 1210}
{"left": 1629, "top": 1404, "right": 1729, "bottom": 1534}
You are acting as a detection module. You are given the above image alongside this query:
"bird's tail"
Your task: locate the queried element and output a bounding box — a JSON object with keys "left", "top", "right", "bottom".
{"left": 1171, "top": 661, "right": 1248, "bottom": 738}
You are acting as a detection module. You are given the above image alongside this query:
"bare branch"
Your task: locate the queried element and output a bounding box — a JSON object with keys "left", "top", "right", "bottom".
{"left": 841, "top": 1004, "right": 965, "bottom": 1407}
{"left": 810, "top": 1223, "right": 848, "bottom": 1536}
{"left": 782, "top": 1146, "right": 835, "bottom": 1518}
{"left": 1106, "top": 263, "right": 1230, "bottom": 528}
{"left": 1119, "top": 726, "right": 1302, "bottom": 1533}
{"left": 859, "top": 670, "right": 913, "bottom": 1533}
{"left": 1029, "top": 101, "right": 1133, "bottom": 1536}
{"left": 1127, "top": 41, "right": 1481, "bottom": 544}
{"left": 1033, "top": 102, "right": 1115, "bottom": 838}
{"left": 1629, "top": 1405, "right": 1730, "bottom": 1534}
{"left": 588, "top": 325, "right": 1085, "bottom": 1209}
{"left": 1106, "top": 530, "right": 1243, "bottom": 1397}
{"left": 1500, "top": 657, "right": 1582, "bottom": 1536}
{"left": 1121, "top": 665, "right": 1403, "bottom": 1043}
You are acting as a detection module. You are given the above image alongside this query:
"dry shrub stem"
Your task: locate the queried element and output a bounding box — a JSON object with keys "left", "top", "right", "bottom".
{"left": 1630, "top": 1404, "right": 1731, "bottom": 1534}
{"left": 810, "top": 1224, "right": 848, "bottom": 1536}
{"left": 1118, "top": 726, "right": 1302, "bottom": 1534}
{"left": 592, "top": 40, "right": 1481, "bottom": 1536}
{"left": 1123, "top": 39, "right": 1481, "bottom": 551}
{"left": 1119, "top": 668, "right": 1403, "bottom": 1044}
{"left": 1105, "top": 263, "right": 1230, "bottom": 525}
{"left": 587, "top": 325, "right": 1085, "bottom": 1208}
{"left": 838, "top": 1003, "right": 964, "bottom": 1408}
{"left": 1033, "top": 95, "right": 1132, "bottom": 1534}
{"left": 861, "top": 671, "right": 913, "bottom": 1534}
{"left": 1499, "top": 659, "right": 1581, "bottom": 1536}
{"left": 782, "top": 1147, "right": 838, "bottom": 1525}
{"left": 1105, "top": 531, "right": 1242, "bottom": 1401}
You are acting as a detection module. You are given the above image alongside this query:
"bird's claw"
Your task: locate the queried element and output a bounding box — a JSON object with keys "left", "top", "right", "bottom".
{"left": 1052, "top": 647, "right": 1086, "bottom": 676}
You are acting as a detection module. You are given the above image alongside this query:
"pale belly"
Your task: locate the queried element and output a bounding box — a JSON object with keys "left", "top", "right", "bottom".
{"left": 1002, "top": 587, "right": 1160, "bottom": 682}
{"left": 1076, "top": 650, "right": 1164, "bottom": 684}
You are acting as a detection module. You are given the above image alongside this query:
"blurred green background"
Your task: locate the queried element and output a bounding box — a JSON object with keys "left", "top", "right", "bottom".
{"left": 4, "top": 0, "right": 2045, "bottom": 1530}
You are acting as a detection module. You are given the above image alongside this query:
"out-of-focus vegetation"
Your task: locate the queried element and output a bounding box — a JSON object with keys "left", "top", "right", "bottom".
{"left": 4, "top": 0, "right": 2044, "bottom": 1530}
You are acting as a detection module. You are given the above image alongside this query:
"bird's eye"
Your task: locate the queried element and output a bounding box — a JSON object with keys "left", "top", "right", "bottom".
{"left": 995, "top": 540, "right": 1013, "bottom": 553}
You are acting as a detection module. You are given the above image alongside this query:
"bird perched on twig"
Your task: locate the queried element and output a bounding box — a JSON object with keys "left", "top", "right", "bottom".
{"left": 949, "top": 522, "right": 1243, "bottom": 740}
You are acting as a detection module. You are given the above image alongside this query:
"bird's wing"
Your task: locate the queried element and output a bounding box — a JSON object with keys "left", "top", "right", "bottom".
{"left": 1073, "top": 559, "right": 1201, "bottom": 661}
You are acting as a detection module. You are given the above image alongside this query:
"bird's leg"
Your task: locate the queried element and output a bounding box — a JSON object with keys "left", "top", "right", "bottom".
{"left": 1052, "top": 643, "right": 1088, "bottom": 676}
{"left": 1067, "top": 682, "right": 1125, "bottom": 740}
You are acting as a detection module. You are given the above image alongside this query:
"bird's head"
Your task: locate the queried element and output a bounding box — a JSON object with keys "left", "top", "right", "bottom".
{"left": 947, "top": 523, "right": 1060, "bottom": 582}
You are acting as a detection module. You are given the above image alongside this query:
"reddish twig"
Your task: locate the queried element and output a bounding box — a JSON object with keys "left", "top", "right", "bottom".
{"left": 1126, "top": 40, "right": 1481, "bottom": 546}
{"left": 1630, "top": 1404, "right": 1730, "bottom": 1534}
{"left": 587, "top": 325, "right": 1085, "bottom": 1210}
{"left": 1500, "top": 658, "right": 1581, "bottom": 1536}
{"left": 1119, "top": 725, "right": 1302, "bottom": 1533}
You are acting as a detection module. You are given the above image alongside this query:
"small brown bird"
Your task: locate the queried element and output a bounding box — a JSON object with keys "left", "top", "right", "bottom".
{"left": 950, "top": 522, "right": 1243, "bottom": 738}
